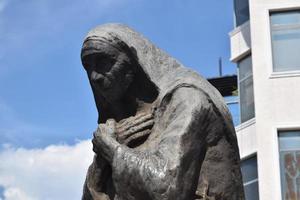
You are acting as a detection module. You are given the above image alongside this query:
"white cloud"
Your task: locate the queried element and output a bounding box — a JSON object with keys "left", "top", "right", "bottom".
{"left": 0, "top": 140, "right": 94, "bottom": 200}
{"left": 3, "top": 187, "right": 32, "bottom": 200}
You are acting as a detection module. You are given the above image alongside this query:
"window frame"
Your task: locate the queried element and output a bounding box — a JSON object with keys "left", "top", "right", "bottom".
{"left": 241, "top": 154, "right": 260, "bottom": 200}
{"left": 225, "top": 96, "right": 240, "bottom": 127}
{"left": 237, "top": 54, "right": 255, "bottom": 124}
{"left": 269, "top": 9, "right": 300, "bottom": 77}
{"left": 277, "top": 130, "right": 300, "bottom": 200}
{"left": 272, "top": 125, "right": 300, "bottom": 199}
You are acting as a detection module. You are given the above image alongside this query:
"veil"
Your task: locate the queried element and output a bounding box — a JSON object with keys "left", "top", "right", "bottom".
{"left": 83, "top": 23, "right": 233, "bottom": 131}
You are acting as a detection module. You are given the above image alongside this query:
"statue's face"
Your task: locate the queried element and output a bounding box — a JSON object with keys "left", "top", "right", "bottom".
{"left": 82, "top": 43, "right": 134, "bottom": 102}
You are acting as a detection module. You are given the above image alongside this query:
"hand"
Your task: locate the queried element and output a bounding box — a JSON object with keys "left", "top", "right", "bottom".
{"left": 92, "top": 119, "right": 119, "bottom": 163}
{"left": 99, "top": 119, "right": 117, "bottom": 139}
{"left": 116, "top": 112, "right": 154, "bottom": 144}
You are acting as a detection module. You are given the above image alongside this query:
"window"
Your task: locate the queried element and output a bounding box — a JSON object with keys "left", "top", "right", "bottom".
{"left": 225, "top": 96, "right": 240, "bottom": 126}
{"left": 238, "top": 55, "right": 255, "bottom": 123}
{"left": 234, "top": 0, "right": 250, "bottom": 27}
{"left": 241, "top": 156, "right": 259, "bottom": 200}
{"left": 270, "top": 10, "right": 300, "bottom": 72}
{"left": 278, "top": 131, "right": 300, "bottom": 200}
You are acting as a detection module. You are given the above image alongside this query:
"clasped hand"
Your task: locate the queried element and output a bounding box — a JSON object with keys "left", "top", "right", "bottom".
{"left": 92, "top": 112, "right": 154, "bottom": 163}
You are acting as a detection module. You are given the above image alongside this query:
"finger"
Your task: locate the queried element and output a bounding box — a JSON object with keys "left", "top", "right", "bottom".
{"left": 117, "top": 113, "right": 154, "bottom": 133}
{"left": 117, "top": 116, "right": 133, "bottom": 126}
{"left": 99, "top": 123, "right": 110, "bottom": 134}
{"left": 134, "top": 111, "right": 151, "bottom": 119}
{"left": 107, "top": 119, "right": 116, "bottom": 134}
{"left": 117, "top": 112, "right": 151, "bottom": 129}
{"left": 195, "top": 190, "right": 202, "bottom": 196}
{"left": 119, "top": 119, "right": 154, "bottom": 139}
{"left": 92, "top": 137, "right": 99, "bottom": 153}
{"left": 123, "top": 129, "right": 151, "bottom": 145}
{"left": 107, "top": 119, "right": 116, "bottom": 127}
{"left": 116, "top": 117, "right": 134, "bottom": 130}
{"left": 118, "top": 115, "right": 153, "bottom": 134}
{"left": 96, "top": 124, "right": 105, "bottom": 134}
{"left": 93, "top": 130, "right": 100, "bottom": 138}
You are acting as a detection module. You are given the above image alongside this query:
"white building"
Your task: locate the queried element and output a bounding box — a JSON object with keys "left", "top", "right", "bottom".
{"left": 229, "top": 0, "right": 300, "bottom": 199}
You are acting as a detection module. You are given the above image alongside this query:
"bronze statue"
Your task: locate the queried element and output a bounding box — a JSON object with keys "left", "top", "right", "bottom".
{"left": 81, "top": 24, "right": 244, "bottom": 200}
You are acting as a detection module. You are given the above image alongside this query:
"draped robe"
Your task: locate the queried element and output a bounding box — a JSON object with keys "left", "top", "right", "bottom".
{"left": 82, "top": 24, "right": 244, "bottom": 200}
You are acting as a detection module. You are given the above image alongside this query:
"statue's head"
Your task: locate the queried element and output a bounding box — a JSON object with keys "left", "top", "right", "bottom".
{"left": 81, "top": 33, "right": 137, "bottom": 103}
{"left": 81, "top": 27, "right": 160, "bottom": 123}
{"left": 81, "top": 24, "right": 227, "bottom": 124}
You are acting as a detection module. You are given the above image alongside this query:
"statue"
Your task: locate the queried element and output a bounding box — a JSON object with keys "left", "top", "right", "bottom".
{"left": 81, "top": 24, "right": 245, "bottom": 200}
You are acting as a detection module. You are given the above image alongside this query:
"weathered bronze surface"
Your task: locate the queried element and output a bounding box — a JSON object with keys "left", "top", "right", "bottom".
{"left": 81, "top": 24, "right": 245, "bottom": 200}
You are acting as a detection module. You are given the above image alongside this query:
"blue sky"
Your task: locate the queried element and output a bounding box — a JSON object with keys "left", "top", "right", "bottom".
{"left": 0, "top": 0, "right": 236, "bottom": 199}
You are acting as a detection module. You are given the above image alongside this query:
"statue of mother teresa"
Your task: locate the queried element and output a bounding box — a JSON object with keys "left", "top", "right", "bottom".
{"left": 80, "top": 24, "right": 244, "bottom": 200}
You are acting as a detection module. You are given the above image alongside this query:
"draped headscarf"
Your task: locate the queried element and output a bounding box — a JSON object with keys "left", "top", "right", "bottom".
{"left": 82, "top": 23, "right": 233, "bottom": 130}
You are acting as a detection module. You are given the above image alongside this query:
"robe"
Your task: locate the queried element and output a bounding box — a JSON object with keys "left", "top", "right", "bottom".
{"left": 82, "top": 23, "right": 244, "bottom": 200}
{"left": 83, "top": 85, "right": 244, "bottom": 200}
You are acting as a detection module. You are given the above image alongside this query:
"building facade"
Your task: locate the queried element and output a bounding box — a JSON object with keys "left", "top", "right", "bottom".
{"left": 229, "top": 0, "right": 300, "bottom": 200}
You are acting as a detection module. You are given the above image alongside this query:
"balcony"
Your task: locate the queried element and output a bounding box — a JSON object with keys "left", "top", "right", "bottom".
{"left": 236, "top": 118, "right": 256, "bottom": 159}
{"left": 229, "top": 21, "right": 251, "bottom": 62}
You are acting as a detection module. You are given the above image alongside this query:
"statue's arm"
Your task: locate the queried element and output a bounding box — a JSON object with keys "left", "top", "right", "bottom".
{"left": 111, "top": 87, "right": 212, "bottom": 200}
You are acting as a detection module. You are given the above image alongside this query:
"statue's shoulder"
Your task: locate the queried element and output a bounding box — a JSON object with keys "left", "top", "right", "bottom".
{"left": 159, "top": 84, "right": 211, "bottom": 110}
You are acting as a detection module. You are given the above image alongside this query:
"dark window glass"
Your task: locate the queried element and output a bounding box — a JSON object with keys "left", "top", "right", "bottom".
{"left": 244, "top": 181, "right": 259, "bottom": 200}
{"left": 234, "top": 0, "right": 250, "bottom": 26}
{"left": 238, "top": 56, "right": 255, "bottom": 123}
{"left": 241, "top": 156, "right": 259, "bottom": 200}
